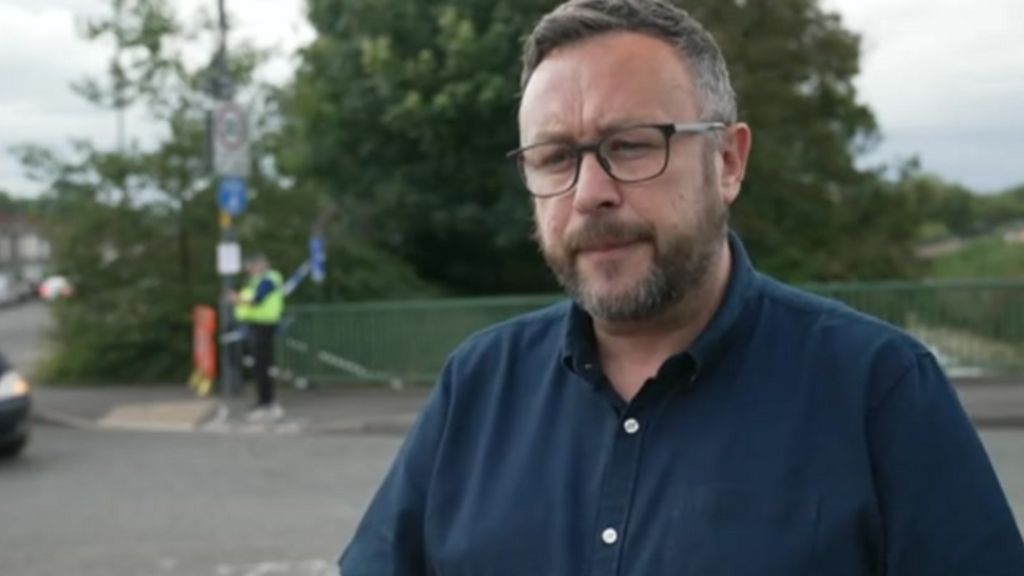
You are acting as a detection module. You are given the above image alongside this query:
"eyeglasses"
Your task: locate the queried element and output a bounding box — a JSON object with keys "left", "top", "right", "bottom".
{"left": 507, "top": 122, "right": 726, "bottom": 198}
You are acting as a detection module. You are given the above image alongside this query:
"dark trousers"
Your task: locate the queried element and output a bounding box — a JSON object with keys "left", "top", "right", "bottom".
{"left": 248, "top": 323, "right": 278, "bottom": 406}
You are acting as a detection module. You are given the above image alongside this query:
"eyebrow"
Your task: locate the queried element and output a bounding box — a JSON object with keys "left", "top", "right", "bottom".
{"left": 527, "top": 118, "right": 665, "bottom": 145}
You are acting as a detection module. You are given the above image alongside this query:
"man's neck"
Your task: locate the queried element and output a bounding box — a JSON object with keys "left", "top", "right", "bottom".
{"left": 593, "top": 241, "right": 733, "bottom": 401}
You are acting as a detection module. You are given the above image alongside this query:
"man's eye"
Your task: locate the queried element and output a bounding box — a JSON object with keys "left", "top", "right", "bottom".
{"left": 607, "top": 139, "right": 657, "bottom": 154}
{"left": 532, "top": 148, "right": 574, "bottom": 170}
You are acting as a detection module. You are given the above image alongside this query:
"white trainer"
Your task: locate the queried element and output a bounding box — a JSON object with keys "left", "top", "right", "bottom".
{"left": 267, "top": 403, "right": 285, "bottom": 421}
{"left": 245, "top": 406, "right": 268, "bottom": 423}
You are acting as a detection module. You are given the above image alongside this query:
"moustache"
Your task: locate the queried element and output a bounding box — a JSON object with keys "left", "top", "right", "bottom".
{"left": 565, "top": 218, "right": 656, "bottom": 254}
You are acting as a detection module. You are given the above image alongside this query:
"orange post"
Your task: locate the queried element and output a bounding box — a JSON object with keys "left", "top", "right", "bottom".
{"left": 191, "top": 305, "right": 218, "bottom": 396}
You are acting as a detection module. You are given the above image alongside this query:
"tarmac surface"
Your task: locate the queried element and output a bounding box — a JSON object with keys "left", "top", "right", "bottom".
{"left": 28, "top": 377, "right": 1024, "bottom": 437}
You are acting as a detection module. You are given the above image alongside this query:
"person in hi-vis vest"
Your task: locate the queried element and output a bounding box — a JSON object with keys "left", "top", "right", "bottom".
{"left": 229, "top": 253, "right": 285, "bottom": 422}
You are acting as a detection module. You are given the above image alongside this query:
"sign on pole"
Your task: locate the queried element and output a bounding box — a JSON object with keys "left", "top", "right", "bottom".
{"left": 217, "top": 177, "right": 248, "bottom": 216}
{"left": 217, "top": 241, "right": 242, "bottom": 276}
{"left": 310, "top": 235, "right": 326, "bottom": 283}
{"left": 213, "top": 101, "right": 250, "bottom": 178}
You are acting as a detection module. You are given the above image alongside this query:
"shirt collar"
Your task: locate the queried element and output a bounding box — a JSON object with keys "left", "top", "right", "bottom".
{"left": 561, "top": 230, "right": 761, "bottom": 378}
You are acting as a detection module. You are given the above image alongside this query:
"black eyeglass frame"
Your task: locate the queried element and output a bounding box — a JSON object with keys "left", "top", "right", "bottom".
{"left": 507, "top": 121, "right": 728, "bottom": 198}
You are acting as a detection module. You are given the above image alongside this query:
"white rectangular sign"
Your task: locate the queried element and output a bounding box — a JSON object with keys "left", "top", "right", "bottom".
{"left": 212, "top": 101, "right": 251, "bottom": 178}
{"left": 217, "top": 242, "right": 242, "bottom": 276}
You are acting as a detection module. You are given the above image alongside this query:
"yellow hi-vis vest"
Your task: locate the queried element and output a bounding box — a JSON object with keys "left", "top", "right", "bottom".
{"left": 234, "top": 270, "right": 284, "bottom": 325}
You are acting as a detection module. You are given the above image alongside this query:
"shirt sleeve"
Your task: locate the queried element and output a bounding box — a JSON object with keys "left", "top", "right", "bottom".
{"left": 250, "top": 278, "right": 277, "bottom": 305}
{"left": 338, "top": 361, "right": 453, "bottom": 576}
{"left": 868, "top": 351, "right": 1024, "bottom": 575}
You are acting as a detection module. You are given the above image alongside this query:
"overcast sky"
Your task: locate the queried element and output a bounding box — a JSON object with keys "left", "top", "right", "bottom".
{"left": 1, "top": 0, "right": 1022, "bottom": 196}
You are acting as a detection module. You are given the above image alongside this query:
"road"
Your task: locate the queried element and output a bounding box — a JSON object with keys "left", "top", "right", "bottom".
{"left": 2, "top": 425, "right": 1024, "bottom": 576}
{"left": 0, "top": 425, "right": 399, "bottom": 576}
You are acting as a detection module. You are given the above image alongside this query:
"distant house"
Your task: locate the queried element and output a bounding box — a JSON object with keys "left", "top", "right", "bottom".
{"left": 1002, "top": 223, "right": 1024, "bottom": 245}
{"left": 0, "top": 212, "right": 51, "bottom": 300}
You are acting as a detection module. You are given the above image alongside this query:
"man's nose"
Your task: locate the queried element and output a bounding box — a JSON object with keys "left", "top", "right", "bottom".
{"left": 572, "top": 152, "right": 622, "bottom": 213}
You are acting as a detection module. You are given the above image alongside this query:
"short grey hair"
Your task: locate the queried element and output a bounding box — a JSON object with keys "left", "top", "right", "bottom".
{"left": 244, "top": 252, "right": 269, "bottom": 266}
{"left": 520, "top": 0, "right": 737, "bottom": 124}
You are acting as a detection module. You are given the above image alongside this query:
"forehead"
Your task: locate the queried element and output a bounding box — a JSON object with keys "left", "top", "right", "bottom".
{"left": 519, "top": 32, "right": 700, "bottom": 142}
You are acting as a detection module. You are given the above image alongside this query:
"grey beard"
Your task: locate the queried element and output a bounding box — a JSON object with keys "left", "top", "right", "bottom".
{"left": 559, "top": 253, "right": 674, "bottom": 323}
{"left": 554, "top": 234, "right": 718, "bottom": 323}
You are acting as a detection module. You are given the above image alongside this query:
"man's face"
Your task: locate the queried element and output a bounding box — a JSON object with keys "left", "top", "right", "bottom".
{"left": 246, "top": 261, "right": 266, "bottom": 277}
{"left": 519, "top": 32, "right": 738, "bottom": 322}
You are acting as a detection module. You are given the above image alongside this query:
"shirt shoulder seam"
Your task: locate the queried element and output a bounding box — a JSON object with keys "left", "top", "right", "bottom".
{"left": 867, "top": 350, "right": 931, "bottom": 415}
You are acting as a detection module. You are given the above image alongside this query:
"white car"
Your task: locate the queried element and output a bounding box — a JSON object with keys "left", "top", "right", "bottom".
{"left": 37, "top": 275, "right": 74, "bottom": 301}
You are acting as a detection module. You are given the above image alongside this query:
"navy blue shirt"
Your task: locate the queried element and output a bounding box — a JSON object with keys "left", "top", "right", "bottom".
{"left": 340, "top": 234, "right": 1024, "bottom": 575}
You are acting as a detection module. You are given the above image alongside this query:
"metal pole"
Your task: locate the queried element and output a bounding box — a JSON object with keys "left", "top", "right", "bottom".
{"left": 114, "top": 0, "right": 126, "bottom": 153}
{"left": 215, "top": 0, "right": 240, "bottom": 399}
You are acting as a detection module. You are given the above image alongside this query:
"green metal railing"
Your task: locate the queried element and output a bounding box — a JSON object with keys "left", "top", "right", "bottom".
{"left": 809, "top": 279, "right": 1024, "bottom": 377}
{"left": 276, "top": 279, "right": 1024, "bottom": 387}
{"left": 276, "top": 295, "right": 562, "bottom": 387}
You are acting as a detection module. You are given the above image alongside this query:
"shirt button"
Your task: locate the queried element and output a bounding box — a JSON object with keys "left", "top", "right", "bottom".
{"left": 623, "top": 418, "right": 640, "bottom": 435}
{"left": 601, "top": 528, "right": 619, "bottom": 545}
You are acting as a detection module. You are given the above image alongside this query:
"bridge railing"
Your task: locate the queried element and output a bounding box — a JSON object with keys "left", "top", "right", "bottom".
{"left": 276, "top": 279, "right": 1024, "bottom": 387}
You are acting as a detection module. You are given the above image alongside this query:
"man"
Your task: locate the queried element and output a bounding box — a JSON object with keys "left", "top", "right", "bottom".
{"left": 231, "top": 253, "right": 285, "bottom": 422}
{"left": 340, "top": 0, "right": 1024, "bottom": 574}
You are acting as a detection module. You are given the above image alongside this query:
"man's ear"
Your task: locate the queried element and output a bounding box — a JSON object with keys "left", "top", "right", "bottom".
{"left": 717, "top": 123, "right": 752, "bottom": 206}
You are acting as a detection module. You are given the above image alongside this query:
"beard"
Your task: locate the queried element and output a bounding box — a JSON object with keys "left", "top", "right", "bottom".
{"left": 538, "top": 165, "right": 728, "bottom": 323}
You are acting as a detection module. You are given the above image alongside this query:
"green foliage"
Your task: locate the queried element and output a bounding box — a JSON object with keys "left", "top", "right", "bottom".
{"left": 973, "top": 184, "right": 1024, "bottom": 232}
{"left": 287, "top": 0, "right": 549, "bottom": 294}
{"left": 692, "top": 0, "right": 920, "bottom": 280}
{"left": 896, "top": 166, "right": 979, "bottom": 240}
{"left": 21, "top": 0, "right": 1022, "bottom": 382}
{"left": 12, "top": 134, "right": 223, "bottom": 382}
{"left": 930, "top": 237, "right": 1024, "bottom": 279}
{"left": 13, "top": 0, "right": 428, "bottom": 383}
{"left": 890, "top": 162, "right": 1024, "bottom": 279}
{"left": 235, "top": 179, "right": 438, "bottom": 303}
{"left": 287, "top": 0, "right": 921, "bottom": 290}
{"left": 0, "top": 189, "right": 41, "bottom": 215}
{"left": 0, "top": 190, "right": 15, "bottom": 212}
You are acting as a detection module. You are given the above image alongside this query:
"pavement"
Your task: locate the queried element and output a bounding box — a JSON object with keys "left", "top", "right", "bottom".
{"left": 30, "top": 383, "right": 431, "bottom": 437}
{"left": 27, "top": 377, "right": 1024, "bottom": 437}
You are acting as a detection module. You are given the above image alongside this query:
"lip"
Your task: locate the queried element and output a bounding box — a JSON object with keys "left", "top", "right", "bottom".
{"left": 577, "top": 241, "right": 643, "bottom": 257}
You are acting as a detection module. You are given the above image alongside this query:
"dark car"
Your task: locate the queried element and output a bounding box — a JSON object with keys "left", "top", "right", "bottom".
{"left": 0, "top": 352, "right": 31, "bottom": 457}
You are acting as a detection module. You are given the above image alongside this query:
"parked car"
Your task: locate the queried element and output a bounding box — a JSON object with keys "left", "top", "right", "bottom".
{"left": 0, "top": 352, "right": 31, "bottom": 457}
{"left": 16, "top": 278, "right": 37, "bottom": 302}
{"left": 0, "top": 274, "right": 16, "bottom": 306}
{"left": 37, "top": 275, "right": 73, "bottom": 301}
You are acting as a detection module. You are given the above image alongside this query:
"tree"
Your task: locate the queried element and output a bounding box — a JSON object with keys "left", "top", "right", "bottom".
{"left": 11, "top": 0, "right": 428, "bottom": 383}
{"left": 693, "top": 0, "right": 918, "bottom": 280}
{"left": 0, "top": 190, "right": 14, "bottom": 212}
{"left": 286, "top": 0, "right": 552, "bottom": 295}
{"left": 12, "top": 10, "right": 231, "bottom": 378}
{"left": 287, "top": 0, "right": 917, "bottom": 291}
{"left": 0, "top": 189, "right": 39, "bottom": 215}
{"left": 974, "top": 183, "right": 1024, "bottom": 232}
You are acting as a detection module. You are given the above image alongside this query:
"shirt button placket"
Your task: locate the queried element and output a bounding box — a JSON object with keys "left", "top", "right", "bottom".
{"left": 591, "top": 412, "right": 646, "bottom": 575}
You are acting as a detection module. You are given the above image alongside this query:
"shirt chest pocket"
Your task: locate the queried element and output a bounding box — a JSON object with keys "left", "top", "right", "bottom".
{"left": 665, "top": 485, "right": 820, "bottom": 576}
